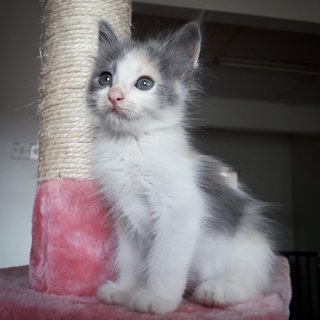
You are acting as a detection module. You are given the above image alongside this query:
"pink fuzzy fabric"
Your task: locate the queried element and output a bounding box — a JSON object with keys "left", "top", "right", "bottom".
{"left": 29, "top": 179, "right": 115, "bottom": 296}
{"left": 0, "top": 258, "right": 290, "bottom": 320}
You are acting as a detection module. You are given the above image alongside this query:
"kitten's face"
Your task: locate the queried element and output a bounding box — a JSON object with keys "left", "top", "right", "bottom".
{"left": 88, "top": 22, "right": 201, "bottom": 136}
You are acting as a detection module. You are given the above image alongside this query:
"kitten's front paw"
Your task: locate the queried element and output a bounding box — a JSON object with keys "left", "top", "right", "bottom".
{"left": 97, "top": 281, "right": 130, "bottom": 306}
{"left": 129, "top": 289, "right": 180, "bottom": 314}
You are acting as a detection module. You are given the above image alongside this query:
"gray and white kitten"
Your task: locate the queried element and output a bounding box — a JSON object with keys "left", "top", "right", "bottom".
{"left": 87, "top": 21, "right": 275, "bottom": 314}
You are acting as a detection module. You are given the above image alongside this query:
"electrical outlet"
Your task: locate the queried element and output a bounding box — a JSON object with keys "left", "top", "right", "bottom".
{"left": 30, "top": 144, "right": 39, "bottom": 160}
{"left": 12, "top": 142, "right": 31, "bottom": 159}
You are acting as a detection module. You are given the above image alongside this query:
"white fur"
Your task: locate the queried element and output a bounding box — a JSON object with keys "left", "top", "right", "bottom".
{"left": 94, "top": 128, "right": 204, "bottom": 313}
{"left": 93, "top": 49, "right": 274, "bottom": 314}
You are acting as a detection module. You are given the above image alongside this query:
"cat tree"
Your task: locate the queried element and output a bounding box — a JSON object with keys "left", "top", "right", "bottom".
{"left": 29, "top": 0, "right": 131, "bottom": 296}
{"left": 0, "top": 0, "right": 291, "bottom": 319}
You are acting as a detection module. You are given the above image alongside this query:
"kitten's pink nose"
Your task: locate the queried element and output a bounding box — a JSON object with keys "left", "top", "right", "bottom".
{"left": 108, "top": 87, "right": 124, "bottom": 106}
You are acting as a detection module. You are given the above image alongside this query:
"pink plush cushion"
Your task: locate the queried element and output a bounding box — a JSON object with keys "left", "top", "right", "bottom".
{"left": 29, "top": 179, "right": 115, "bottom": 296}
{"left": 0, "top": 258, "right": 290, "bottom": 320}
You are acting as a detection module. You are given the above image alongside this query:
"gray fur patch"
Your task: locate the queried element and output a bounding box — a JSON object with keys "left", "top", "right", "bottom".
{"left": 196, "top": 155, "right": 271, "bottom": 237}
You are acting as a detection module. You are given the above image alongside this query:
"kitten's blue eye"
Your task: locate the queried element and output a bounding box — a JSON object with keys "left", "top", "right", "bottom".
{"left": 135, "top": 77, "right": 154, "bottom": 91}
{"left": 98, "top": 72, "right": 112, "bottom": 87}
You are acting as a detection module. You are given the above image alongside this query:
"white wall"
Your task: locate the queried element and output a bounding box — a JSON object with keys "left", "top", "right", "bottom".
{"left": 0, "top": 0, "right": 40, "bottom": 267}
{"left": 198, "top": 98, "right": 320, "bottom": 135}
{"left": 0, "top": 113, "right": 38, "bottom": 267}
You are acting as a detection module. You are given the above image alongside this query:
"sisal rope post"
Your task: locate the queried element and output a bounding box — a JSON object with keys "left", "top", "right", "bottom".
{"left": 39, "top": 0, "right": 131, "bottom": 182}
{"left": 29, "top": 0, "right": 131, "bottom": 296}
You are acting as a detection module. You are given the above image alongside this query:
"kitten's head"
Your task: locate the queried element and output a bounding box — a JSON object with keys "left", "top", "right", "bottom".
{"left": 87, "top": 21, "right": 201, "bottom": 136}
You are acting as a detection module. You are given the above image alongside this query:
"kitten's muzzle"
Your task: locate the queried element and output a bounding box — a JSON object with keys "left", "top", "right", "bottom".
{"left": 108, "top": 86, "right": 125, "bottom": 110}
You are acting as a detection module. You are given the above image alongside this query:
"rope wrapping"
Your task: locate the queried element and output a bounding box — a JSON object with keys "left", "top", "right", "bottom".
{"left": 38, "top": 0, "right": 131, "bottom": 182}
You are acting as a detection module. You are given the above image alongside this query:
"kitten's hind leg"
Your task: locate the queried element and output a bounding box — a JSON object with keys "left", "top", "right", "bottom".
{"left": 192, "top": 277, "right": 256, "bottom": 307}
{"left": 98, "top": 228, "right": 142, "bottom": 306}
{"left": 191, "top": 232, "right": 274, "bottom": 307}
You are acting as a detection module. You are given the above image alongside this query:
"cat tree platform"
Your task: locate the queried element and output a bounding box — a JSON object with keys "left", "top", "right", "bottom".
{"left": 0, "top": 258, "right": 290, "bottom": 320}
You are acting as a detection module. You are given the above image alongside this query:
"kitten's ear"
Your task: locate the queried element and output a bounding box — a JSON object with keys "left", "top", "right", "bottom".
{"left": 170, "top": 22, "right": 201, "bottom": 68}
{"left": 98, "top": 20, "right": 118, "bottom": 48}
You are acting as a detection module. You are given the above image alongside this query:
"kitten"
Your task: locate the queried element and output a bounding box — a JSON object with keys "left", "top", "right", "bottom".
{"left": 87, "top": 21, "right": 275, "bottom": 314}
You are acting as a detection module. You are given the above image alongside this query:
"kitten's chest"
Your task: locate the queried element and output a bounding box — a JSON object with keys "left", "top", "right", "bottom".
{"left": 93, "top": 135, "right": 182, "bottom": 200}
{"left": 105, "top": 150, "right": 153, "bottom": 192}
{"left": 93, "top": 133, "right": 197, "bottom": 231}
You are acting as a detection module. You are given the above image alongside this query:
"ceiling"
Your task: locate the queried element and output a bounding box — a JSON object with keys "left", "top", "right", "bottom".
{"left": 133, "top": 9, "right": 320, "bottom": 108}
{"left": 204, "top": 24, "right": 320, "bottom": 106}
